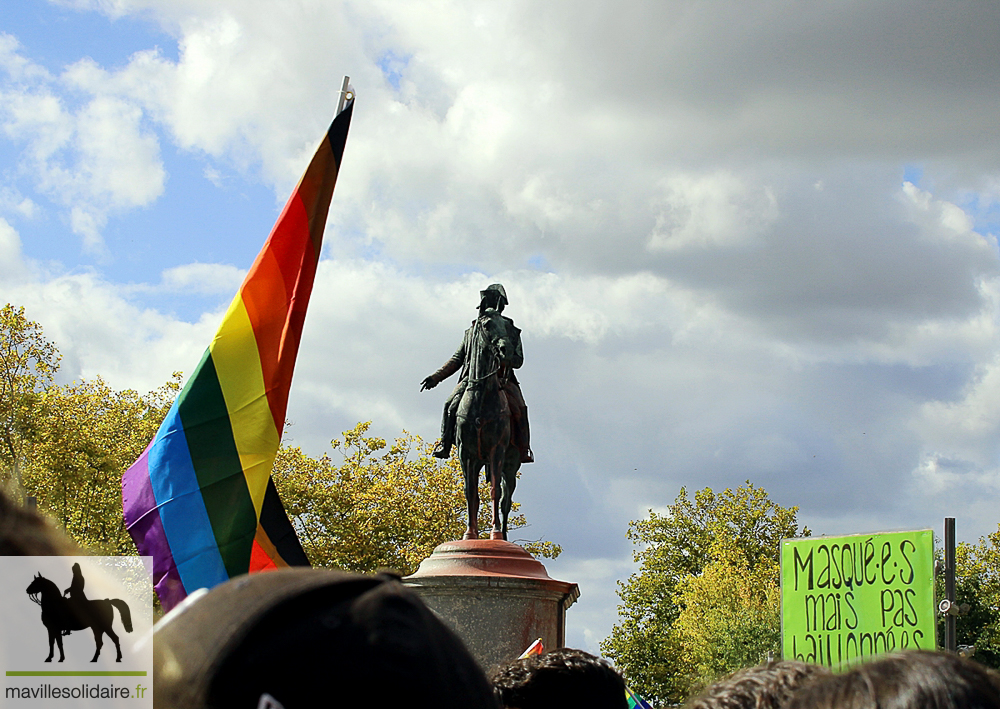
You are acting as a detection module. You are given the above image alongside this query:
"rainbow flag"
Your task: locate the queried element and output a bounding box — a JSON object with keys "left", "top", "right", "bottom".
{"left": 626, "top": 686, "right": 653, "bottom": 709}
{"left": 122, "top": 85, "right": 354, "bottom": 611}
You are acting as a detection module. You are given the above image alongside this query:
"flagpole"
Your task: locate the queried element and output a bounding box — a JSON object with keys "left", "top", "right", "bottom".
{"left": 337, "top": 75, "right": 351, "bottom": 114}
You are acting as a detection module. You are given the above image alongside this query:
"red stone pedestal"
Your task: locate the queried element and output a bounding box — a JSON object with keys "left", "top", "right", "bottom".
{"left": 404, "top": 539, "right": 579, "bottom": 672}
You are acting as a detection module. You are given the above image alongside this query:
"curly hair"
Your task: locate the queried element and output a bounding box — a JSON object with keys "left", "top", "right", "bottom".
{"left": 491, "top": 647, "right": 628, "bottom": 709}
{"left": 685, "top": 661, "right": 831, "bottom": 709}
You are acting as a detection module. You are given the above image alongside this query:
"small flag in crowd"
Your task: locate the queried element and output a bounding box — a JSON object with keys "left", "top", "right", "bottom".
{"left": 122, "top": 81, "right": 355, "bottom": 611}
{"left": 626, "top": 685, "right": 653, "bottom": 709}
{"left": 518, "top": 638, "right": 544, "bottom": 658}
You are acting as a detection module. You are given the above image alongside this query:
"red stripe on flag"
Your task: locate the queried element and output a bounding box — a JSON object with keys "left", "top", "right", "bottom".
{"left": 249, "top": 538, "right": 279, "bottom": 572}
{"left": 240, "top": 192, "right": 318, "bottom": 432}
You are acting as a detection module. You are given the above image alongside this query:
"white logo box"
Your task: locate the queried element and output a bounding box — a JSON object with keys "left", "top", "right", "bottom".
{"left": 1, "top": 557, "right": 153, "bottom": 709}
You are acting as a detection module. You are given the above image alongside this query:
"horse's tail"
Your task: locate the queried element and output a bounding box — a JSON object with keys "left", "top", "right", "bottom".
{"left": 110, "top": 599, "right": 133, "bottom": 633}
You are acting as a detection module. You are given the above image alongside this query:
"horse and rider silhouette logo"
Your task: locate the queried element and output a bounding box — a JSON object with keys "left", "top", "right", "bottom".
{"left": 25, "top": 562, "right": 133, "bottom": 663}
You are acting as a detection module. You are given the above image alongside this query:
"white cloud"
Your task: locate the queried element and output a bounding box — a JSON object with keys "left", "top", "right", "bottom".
{"left": 159, "top": 262, "right": 245, "bottom": 295}
{"left": 0, "top": 218, "right": 26, "bottom": 282}
{"left": 914, "top": 355, "right": 1000, "bottom": 467}
{"left": 648, "top": 172, "right": 778, "bottom": 252}
{"left": 0, "top": 44, "right": 165, "bottom": 251}
{"left": 0, "top": 33, "right": 50, "bottom": 83}
{"left": 0, "top": 187, "right": 37, "bottom": 220}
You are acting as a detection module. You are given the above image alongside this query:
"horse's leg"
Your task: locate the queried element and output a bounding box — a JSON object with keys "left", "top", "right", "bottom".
{"left": 91, "top": 627, "right": 103, "bottom": 662}
{"left": 488, "top": 464, "right": 502, "bottom": 540}
{"left": 501, "top": 450, "right": 519, "bottom": 541}
{"left": 107, "top": 629, "right": 122, "bottom": 662}
{"left": 45, "top": 627, "right": 55, "bottom": 662}
{"left": 462, "top": 455, "right": 479, "bottom": 540}
{"left": 489, "top": 444, "right": 505, "bottom": 540}
{"left": 55, "top": 630, "right": 65, "bottom": 662}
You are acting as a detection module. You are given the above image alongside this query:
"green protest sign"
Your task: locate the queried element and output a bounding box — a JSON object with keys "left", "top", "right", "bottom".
{"left": 781, "top": 529, "right": 936, "bottom": 668}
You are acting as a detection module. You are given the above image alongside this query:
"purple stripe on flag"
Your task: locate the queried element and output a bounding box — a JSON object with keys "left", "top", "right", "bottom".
{"left": 123, "top": 442, "right": 187, "bottom": 609}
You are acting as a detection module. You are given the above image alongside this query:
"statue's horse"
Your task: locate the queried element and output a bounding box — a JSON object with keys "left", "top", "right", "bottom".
{"left": 26, "top": 573, "right": 133, "bottom": 662}
{"left": 456, "top": 308, "right": 521, "bottom": 540}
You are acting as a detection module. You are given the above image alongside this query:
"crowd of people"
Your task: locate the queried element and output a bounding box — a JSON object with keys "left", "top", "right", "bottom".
{"left": 4, "top": 487, "right": 1000, "bottom": 708}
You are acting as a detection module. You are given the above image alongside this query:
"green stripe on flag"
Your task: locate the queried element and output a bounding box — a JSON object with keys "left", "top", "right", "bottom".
{"left": 177, "top": 350, "right": 257, "bottom": 578}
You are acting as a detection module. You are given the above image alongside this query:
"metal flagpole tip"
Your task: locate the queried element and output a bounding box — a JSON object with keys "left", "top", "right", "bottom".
{"left": 338, "top": 75, "right": 353, "bottom": 114}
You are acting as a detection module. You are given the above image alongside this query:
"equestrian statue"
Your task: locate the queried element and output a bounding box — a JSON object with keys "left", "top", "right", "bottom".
{"left": 421, "top": 284, "right": 533, "bottom": 540}
{"left": 26, "top": 566, "right": 133, "bottom": 662}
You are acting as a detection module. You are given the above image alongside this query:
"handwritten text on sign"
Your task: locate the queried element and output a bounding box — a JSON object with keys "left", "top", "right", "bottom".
{"left": 781, "top": 529, "right": 935, "bottom": 668}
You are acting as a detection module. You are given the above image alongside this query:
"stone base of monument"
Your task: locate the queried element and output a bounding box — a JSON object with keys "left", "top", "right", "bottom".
{"left": 403, "top": 539, "right": 580, "bottom": 673}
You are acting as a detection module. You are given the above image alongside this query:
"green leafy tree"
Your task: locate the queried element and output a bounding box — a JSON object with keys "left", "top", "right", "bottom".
{"left": 23, "top": 375, "right": 180, "bottom": 554}
{"left": 602, "top": 482, "right": 807, "bottom": 705}
{"left": 0, "top": 304, "right": 61, "bottom": 496}
{"left": 273, "top": 421, "right": 560, "bottom": 575}
{"left": 938, "top": 526, "right": 1000, "bottom": 668}
{"left": 671, "top": 545, "right": 782, "bottom": 693}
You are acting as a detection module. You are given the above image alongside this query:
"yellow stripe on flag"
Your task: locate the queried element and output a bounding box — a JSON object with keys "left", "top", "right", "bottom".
{"left": 209, "top": 293, "right": 281, "bottom": 517}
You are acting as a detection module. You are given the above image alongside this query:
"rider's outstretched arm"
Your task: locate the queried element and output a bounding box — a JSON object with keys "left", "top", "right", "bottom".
{"left": 420, "top": 339, "right": 466, "bottom": 390}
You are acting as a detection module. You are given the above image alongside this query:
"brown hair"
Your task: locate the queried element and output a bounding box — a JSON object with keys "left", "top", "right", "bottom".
{"left": 492, "top": 648, "right": 629, "bottom": 709}
{"left": 784, "top": 651, "right": 1000, "bottom": 709}
{"left": 0, "top": 487, "right": 78, "bottom": 555}
{"left": 686, "top": 660, "right": 831, "bottom": 709}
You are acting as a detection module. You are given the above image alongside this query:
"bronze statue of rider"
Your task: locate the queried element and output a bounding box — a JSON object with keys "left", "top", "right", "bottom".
{"left": 421, "top": 284, "right": 534, "bottom": 464}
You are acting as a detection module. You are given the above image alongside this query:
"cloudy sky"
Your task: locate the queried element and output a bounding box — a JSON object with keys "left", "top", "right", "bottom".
{"left": 3, "top": 0, "right": 1000, "bottom": 650}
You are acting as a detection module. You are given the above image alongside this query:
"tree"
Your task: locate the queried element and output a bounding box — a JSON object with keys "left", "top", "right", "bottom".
{"left": 671, "top": 546, "right": 782, "bottom": 692}
{"left": 22, "top": 375, "right": 180, "bottom": 554}
{"left": 945, "top": 526, "right": 1000, "bottom": 668}
{"left": 273, "top": 421, "right": 560, "bottom": 575}
{"left": 601, "top": 483, "right": 808, "bottom": 705}
{"left": 0, "top": 304, "right": 60, "bottom": 496}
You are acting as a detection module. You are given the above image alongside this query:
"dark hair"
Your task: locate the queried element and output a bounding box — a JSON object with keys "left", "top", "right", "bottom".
{"left": 685, "top": 661, "right": 830, "bottom": 709}
{"left": 784, "top": 651, "right": 1000, "bottom": 709}
{"left": 491, "top": 647, "right": 628, "bottom": 709}
{"left": 0, "top": 487, "right": 78, "bottom": 555}
{"left": 153, "top": 568, "right": 497, "bottom": 709}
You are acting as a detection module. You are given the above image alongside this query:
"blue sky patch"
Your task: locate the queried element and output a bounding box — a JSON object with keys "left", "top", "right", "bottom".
{"left": 4, "top": 0, "right": 178, "bottom": 73}
{"left": 377, "top": 50, "right": 409, "bottom": 91}
{"left": 902, "top": 164, "right": 923, "bottom": 187}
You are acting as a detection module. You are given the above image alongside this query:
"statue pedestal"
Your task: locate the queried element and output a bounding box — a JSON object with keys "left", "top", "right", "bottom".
{"left": 403, "top": 539, "right": 580, "bottom": 672}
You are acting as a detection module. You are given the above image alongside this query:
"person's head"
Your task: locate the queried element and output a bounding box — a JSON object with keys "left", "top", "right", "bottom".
{"left": 153, "top": 568, "right": 497, "bottom": 709}
{"left": 479, "top": 284, "right": 508, "bottom": 313}
{"left": 0, "top": 487, "right": 78, "bottom": 555}
{"left": 686, "top": 660, "right": 830, "bottom": 709}
{"left": 784, "top": 651, "right": 1000, "bottom": 709}
{"left": 491, "top": 647, "right": 628, "bottom": 709}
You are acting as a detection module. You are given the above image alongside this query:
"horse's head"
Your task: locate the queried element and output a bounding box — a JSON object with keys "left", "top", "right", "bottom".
{"left": 478, "top": 310, "right": 512, "bottom": 364}
{"left": 27, "top": 573, "right": 59, "bottom": 596}
{"left": 26, "top": 573, "right": 55, "bottom": 605}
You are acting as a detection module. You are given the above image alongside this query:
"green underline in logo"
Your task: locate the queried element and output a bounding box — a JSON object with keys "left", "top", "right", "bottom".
{"left": 6, "top": 671, "right": 148, "bottom": 676}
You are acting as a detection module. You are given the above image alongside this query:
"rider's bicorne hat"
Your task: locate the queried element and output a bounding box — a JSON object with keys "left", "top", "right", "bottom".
{"left": 152, "top": 568, "right": 494, "bottom": 709}
{"left": 479, "top": 283, "right": 508, "bottom": 309}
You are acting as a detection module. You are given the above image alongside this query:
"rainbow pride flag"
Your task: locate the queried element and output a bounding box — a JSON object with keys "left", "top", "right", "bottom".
{"left": 122, "top": 85, "right": 354, "bottom": 611}
{"left": 626, "top": 685, "right": 653, "bottom": 709}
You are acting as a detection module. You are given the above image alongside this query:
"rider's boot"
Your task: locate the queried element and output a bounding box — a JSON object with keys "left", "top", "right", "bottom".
{"left": 432, "top": 440, "right": 452, "bottom": 459}
{"left": 434, "top": 408, "right": 456, "bottom": 459}
{"left": 517, "top": 406, "right": 533, "bottom": 463}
